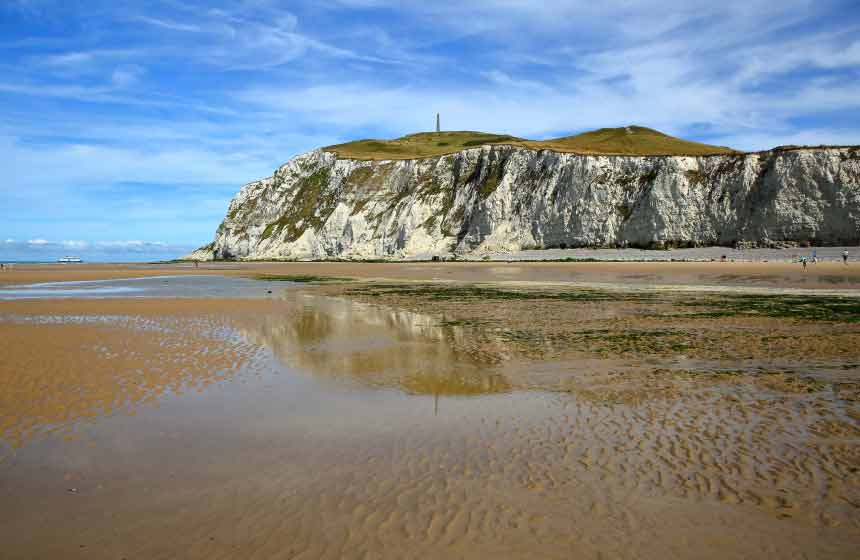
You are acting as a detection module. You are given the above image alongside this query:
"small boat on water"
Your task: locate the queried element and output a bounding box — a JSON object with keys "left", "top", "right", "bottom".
{"left": 57, "top": 256, "right": 83, "bottom": 263}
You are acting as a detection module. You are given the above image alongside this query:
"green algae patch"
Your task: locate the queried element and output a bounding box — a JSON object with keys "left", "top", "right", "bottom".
{"left": 344, "top": 283, "right": 655, "bottom": 303}
{"left": 680, "top": 294, "right": 860, "bottom": 322}
{"left": 254, "top": 274, "right": 353, "bottom": 283}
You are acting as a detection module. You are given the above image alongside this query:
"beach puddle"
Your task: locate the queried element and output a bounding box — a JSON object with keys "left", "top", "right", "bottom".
{"left": 0, "top": 275, "right": 290, "bottom": 300}
{"left": 1, "top": 277, "right": 859, "bottom": 559}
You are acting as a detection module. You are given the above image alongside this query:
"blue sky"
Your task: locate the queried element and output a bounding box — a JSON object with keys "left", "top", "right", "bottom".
{"left": 2, "top": 0, "right": 859, "bottom": 261}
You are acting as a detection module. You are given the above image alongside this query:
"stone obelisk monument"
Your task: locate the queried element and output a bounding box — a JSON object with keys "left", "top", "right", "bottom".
{"left": 436, "top": 113, "right": 440, "bottom": 132}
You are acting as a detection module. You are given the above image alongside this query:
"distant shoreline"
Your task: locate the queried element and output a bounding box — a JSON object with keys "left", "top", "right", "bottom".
{"left": 5, "top": 244, "right": 858, "bottom": 267}
{"left": 3, "top": 258, "right": 860, "bottom": 292}
{"left": 181, "top": 245, "right": 860, "bottom": 264}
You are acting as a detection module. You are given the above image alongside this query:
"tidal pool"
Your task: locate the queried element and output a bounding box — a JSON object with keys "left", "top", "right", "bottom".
{"left": 0, "top": 275, "right": 289, "bottom": 300}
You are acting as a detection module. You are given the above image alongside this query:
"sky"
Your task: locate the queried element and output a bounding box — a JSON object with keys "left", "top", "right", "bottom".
{"left": 1, "top": 0, "right": 859, "bottom": 261}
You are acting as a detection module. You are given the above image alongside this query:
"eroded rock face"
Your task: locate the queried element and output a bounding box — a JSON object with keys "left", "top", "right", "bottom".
{"left": 187, "top": 146, "right": 860, "bottom": 260}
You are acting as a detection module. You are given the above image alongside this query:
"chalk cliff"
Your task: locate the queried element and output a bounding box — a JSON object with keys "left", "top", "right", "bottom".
{"left": 188, "top": 141, "right": 860, "bottom": 260}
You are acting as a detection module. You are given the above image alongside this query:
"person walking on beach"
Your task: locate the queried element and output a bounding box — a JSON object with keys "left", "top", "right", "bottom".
{"left": 800, "top": 256, "right": 808, "bottom": 270}
{"left": 811, "top": 248, "right": 818, "bottom": 264}
{"left": 844, "top": 250, "right": 850, "bottom": 265}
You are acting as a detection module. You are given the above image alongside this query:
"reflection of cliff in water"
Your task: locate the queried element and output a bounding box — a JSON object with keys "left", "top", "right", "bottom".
{"left": 236, "top": 294, "right": 511, "bottom": 396}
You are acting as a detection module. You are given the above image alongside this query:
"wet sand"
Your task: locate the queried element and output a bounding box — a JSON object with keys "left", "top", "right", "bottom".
{"left": 2, "top": 259, "right": 860, "bottom": 290}
{"left": 1, "top": 272, "right": 859, "bottom": 558}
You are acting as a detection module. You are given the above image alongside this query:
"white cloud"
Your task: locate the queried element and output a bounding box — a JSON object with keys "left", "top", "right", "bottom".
{"left": 237, "top": 78, "right": 860, "bottom": 148}
{"left": 480, "top": 70, "right": 551, "bottom": 92}
{"left": 100, "top": 241, "right": 138, "bottom": 248}
{"left": 97, "top": 241, "right": 148, "bottom": 248}
{"left": 136, "top": 16, "right": 202, "bottom": 33}
{"left": 709, "top": 128, "right": 860, "bottom": 152}
{"left": 2, "top": 134, "right": 275, "bottom": 187}
{"left": 43, "top": 51, "right": 94, "bottom": 68}
{"left": 1, "top": 238, "right": 190, "bottom": 253}
{"left": 111, "top": 66, "right": 145, "bottom": 88}
{"left": 35, "top": 48, "right": 148, "bottom": 79}
{"left": 133, "top": 4, "right": 400, "bottom": 70}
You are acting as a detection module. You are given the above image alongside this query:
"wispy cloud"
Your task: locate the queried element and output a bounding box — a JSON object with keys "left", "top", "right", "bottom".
{"left": 136, "top": 16, "right": 202, "bottom": 33}
{"left": 8, "top": 238, "right": 174, "bottom": 250}
{"left": 0, "top": 238, "right": 195, "bottom": 261}
{"left": 39, "top": 48, "right": 144, "bottom": 68}
{"left": 110, "top": 65, "right": 145, "bottom": 88}
{"left": 133, "top": 3, "right": 401, "bottom": 70}
{"left": 481, "top": 70, "right": 552, "bottom": 92}
{"left": 0, "top": 80, "right": 237, "bottom": 115}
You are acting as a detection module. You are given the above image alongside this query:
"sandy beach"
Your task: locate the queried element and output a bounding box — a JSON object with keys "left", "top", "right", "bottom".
{"left": 1, "top": 265, "right": 859, "bottom": 559}
{"left": 2, "top": 259, "right": 860, "bottom": 290}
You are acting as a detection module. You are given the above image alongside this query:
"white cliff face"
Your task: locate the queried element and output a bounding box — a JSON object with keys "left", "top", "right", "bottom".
{"left": 187, "top": 146, "right": 860, "bottom": 260}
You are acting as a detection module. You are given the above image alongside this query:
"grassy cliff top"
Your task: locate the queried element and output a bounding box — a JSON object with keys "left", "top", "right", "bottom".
{"left": 322, "top": 126, "right": 738, "bottom": 160}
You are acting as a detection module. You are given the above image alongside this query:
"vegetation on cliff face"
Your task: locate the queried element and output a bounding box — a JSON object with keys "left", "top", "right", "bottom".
{"left": 263, "top": 167, "right": 334, "bottom": 242}
{"left": 323, "top": 126, "right": 737, "bottom": 160}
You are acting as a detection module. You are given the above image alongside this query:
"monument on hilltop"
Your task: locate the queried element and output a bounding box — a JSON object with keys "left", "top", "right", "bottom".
{"left": 436, "top": 113, "right": 440, "bottom": 133}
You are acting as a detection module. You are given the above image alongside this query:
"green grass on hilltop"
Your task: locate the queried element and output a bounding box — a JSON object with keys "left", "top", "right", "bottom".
{"left": 323, "top": 126, "right": 738, "bottom": 160}
{"left": 525, "top": 126, "right": 737, "bottom": 156}
{"left": 323, "top": 131, "right": 525, "bottom": 160}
